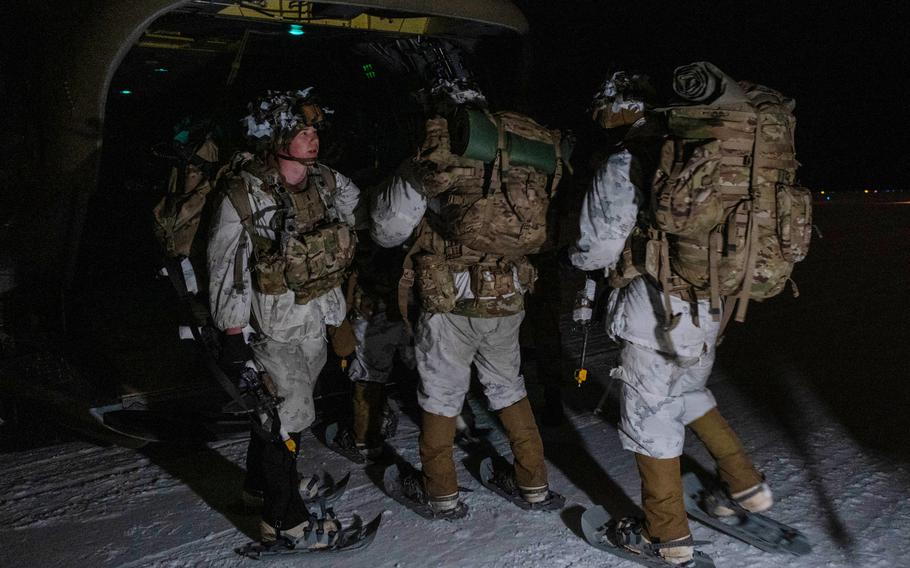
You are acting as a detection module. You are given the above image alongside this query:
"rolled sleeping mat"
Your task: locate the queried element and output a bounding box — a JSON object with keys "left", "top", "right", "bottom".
{"left": 449, "top": 107, "right": 565, "bottom": 175}
{"left": 449, "top": 107, "right": 498, "bottom": 163}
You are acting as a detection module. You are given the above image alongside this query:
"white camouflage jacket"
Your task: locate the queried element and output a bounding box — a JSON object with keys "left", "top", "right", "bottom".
{"left": 570, "top": 149, "right": 719, "bottom": 357}
{"left": 208, "top": 165, "right": 360, "bottom": 343}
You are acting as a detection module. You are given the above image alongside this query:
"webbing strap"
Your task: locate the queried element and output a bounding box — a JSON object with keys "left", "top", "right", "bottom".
{"left": 312, "top": 164, "right": 340, "bottom": 222}
{"left": 397, "top": 218, "right": 429, "bottom": 335}
{"left": 734, "top": 206, "right": 759, "bottom": 323}
{"left": 225, "top": 181, "right": 259, "bottom": 294}
{"left": 658, "top": 234, "right": 681, "bottom": 331}
{"left": 708, "top": 231, "right": 722, "bottom": 320}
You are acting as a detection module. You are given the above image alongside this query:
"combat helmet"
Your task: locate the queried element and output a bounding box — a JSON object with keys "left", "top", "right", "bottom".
{"left": 241, "top": 88, "right": 332, "bottom": 153}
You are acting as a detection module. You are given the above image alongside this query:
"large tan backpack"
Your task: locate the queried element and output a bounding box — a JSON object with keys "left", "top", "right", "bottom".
{"left": 152, "top": 138, "right": 221, "bottom": 258}
{"left": 420, "top": 112, "right": 564, "bottom": 258}
{"left": 627, "top": 81, "right": 812, "bottom": 328}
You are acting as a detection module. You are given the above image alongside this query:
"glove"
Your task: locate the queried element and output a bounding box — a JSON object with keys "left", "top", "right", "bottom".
{"left": 572, "top": 278, "right": 597, "bottom": 326}
{"left": 219, "top": 331, "right": 252, "bottom": 378}
{"left": 557, "top": 245, "right": 577, "bottom": 271}
{"left": 327, "top": 319, "right": 357, "bottom": 358}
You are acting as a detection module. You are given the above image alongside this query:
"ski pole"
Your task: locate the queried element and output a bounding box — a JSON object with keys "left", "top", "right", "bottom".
{"left": 574, "top": 325, "right": 590, "bottom": 387}
{"left": 573, "top": 277, "right": 596, "bottom": 387}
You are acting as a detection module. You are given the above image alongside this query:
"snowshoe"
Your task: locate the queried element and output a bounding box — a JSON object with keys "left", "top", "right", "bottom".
{"left": 382, "top": 464, "right": 468, "bottom": 521}
{"left": 479, "top": 457, "right": 565, "bottom": 512}
{"left": 581, "top": 506, "right": 715, "bottom": 568}
{"left": 236, "top": 512, "right": 381, "bottom": 558}
{"left": 324, "top": 422, "right": 386, "bottom": 464}
{"left": 682, "top": 472, "right": 812, "bottom": 556}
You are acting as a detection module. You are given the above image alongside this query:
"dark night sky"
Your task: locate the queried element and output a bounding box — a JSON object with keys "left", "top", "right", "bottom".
{"left": 515, "top": 0, "right": 910, "bottom": 192}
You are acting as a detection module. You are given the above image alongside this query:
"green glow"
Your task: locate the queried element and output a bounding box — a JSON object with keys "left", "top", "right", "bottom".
{"left": 288, "top": 24, "right": 305, "bottom": 36}
{"left": 119, "top": 89, "right": 132, "bottom": 95}
{"left": 153, "top": 67, "right": 168, "bottom": 73}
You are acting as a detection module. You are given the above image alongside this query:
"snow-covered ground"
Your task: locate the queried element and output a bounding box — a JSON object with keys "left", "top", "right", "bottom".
{"left": 2, "top": 201, "right": 909, "bottom": 567}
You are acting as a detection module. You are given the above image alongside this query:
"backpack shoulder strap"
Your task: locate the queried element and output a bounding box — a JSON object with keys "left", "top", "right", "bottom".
{"left": 223, "top": 176, "right": 258, "bottom": 294}
{"left": 312, "top": 163, "right": 340, "bottom": 221}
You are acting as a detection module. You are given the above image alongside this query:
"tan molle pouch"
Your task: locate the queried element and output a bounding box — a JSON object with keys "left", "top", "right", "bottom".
{"left": 415, "top": 254, "right": 457, "bottom": 313}
{"left": 776, "top": 184, "right": 813, "bottom": 263}
{"left": 152, "top": 171, "right": 212, "bottom": 258}
{"left": 448, "top": 192, "right": 548, "bottom": 257}
{"left": 515, "top": 258, "right": 538, "bottom": 293}
{"left": 285, "top": 223, "right": 357, "bottom": 302}
{"left": 748, "top": 230, "right": 792, "bottom": 300}
{"left": 652, "top": 139, "right": 724, "bottom": 237}
{"left": 254, "top": 253, "right": 289, "bottom": 295}
{"left": 469, "top": 262, "right": 516, "bottom": 299}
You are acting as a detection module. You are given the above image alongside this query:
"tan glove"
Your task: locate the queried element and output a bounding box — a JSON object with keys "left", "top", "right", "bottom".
{"left": 327, "top": 319, "right": 357, "bottom": 358}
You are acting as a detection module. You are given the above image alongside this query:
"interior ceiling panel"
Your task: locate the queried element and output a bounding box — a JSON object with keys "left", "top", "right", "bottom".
{"left": 173, "top": 0, "right": 527, "bottom": 35}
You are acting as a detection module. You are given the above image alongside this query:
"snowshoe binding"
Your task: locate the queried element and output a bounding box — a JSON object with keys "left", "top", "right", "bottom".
{"left": 581, "top": 506, "right": 715, "bottom": 568}
{"left": 324, "top": 422, "right": 385, "bottom": 464}
{"left": 479, "top": 457, "right": 565, "bottom": 512}
{"left": 382, "top": 463, "right": 468, "bottom": 521}
{"left": 682, "top": 472, "right": 812, "bottom": 556}
{"left": 236, "top": 511, "right": 381, "bottom": 559}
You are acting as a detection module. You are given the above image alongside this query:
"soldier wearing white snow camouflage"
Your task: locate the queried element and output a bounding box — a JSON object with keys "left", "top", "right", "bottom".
{"left": 569, "top": 68, "right": 774, "bottom": 565}
{"left": 371, "top": 77, "right": 567, "bottom": 516}
{"left": 208, "top": 89, "right": 361, "bottom": 549}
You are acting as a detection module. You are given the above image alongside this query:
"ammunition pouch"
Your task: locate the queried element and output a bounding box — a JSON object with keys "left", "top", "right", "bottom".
{"left": 414, "top": 253, "right": 457, "bottom": 314}
{"left": 284, "top": 222, "right": 357, "bottom": 305}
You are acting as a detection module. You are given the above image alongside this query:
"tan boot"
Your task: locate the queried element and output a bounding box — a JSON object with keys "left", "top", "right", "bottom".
{"left": 498, "top": 397, "right": 548, "bottom": 503}
{"left": 689, "top": 408, "right": 763, "bottom": 493}
{"left": 635, "top": 454, "right": 691, "bottom": 546}
{"left": 689, "top": 408, "right": 771, "bottom": 516}
{"left": 419, "top": 411, "right": 458, "bottom": 509}
{"left": 352, "top": 381, "right": 385, "bottom": 452}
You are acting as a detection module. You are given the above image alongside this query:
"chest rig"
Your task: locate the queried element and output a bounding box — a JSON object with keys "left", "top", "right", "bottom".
{"left": 226, "top": 162, "right": 356, "bottom": 305}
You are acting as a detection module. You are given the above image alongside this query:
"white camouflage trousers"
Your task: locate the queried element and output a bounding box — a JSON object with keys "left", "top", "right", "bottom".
{"left": 616, "top": 341, "right": 717, "bottom": 459}
{"left": 348, "top": 311, "right": 415, "bottom": 384}
{"left": 252, "top": 336, "right": 327, "bottom": 432}
{"left": 415, "top": 311, "right": 527, "bottom": 417}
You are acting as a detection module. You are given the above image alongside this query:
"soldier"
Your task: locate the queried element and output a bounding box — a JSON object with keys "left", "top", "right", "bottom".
{"left": 372, "top": 76, "right": 569, "bottom": 517}
{"left": 207, "top": 89, "right": 361, "bottom": 549}
{"left": 569, "top": 67, "right": 781, "bottom": 565}
{"left": 329, "top": 237, "right": 415, "bottom": 462}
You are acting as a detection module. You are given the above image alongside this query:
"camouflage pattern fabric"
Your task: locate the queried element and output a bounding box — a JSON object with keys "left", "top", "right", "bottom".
{"left": 647, "top": 67, "right": 812, "bottom": 312}
{"left": 415, "top": 312, "right": 527, "bottom": 417}
{"left": 569, "top": 150, "right": 641, "bottom": 272}
{"left": 615, "top": 340, "right": 717, "bottom": 459}
{"left": 348, "top": 311, "right": 415, "bottom": 384}
{"left": 607, "top": 277, "right": 721, "bottom": 359}
{"left": 414, "top": 115, "right": 560, "bottom": 258}
{"left": 251, "top": 333, "right": 327, "bottom": 432}
{"left": 153, "top": 169, "right": 214, "bottom": 258}
{"left": 284, "top": 222, "right": 356, "bottom": 304}
{"left": 207, "top": 160, "right": 359, "bottom": 342}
